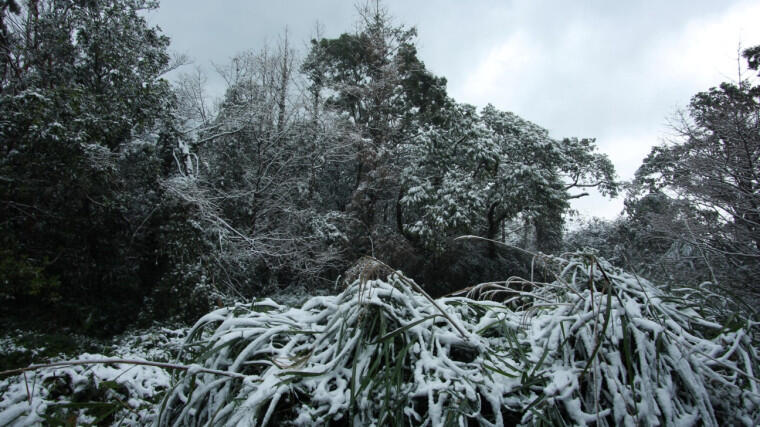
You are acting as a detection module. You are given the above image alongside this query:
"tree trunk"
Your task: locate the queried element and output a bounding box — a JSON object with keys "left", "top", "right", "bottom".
{"left": 486, "top": 203, "right": 499, "bottom": 258}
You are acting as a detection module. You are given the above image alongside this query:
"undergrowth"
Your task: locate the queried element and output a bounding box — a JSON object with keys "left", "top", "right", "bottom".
{"left": 156, "top": 253, "right": 760, "bottom": 426}
{"left": 0, "top": 326, "right": 187, "bottom": 425}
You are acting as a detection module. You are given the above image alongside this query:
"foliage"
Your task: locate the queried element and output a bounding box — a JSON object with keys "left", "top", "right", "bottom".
{"left": 0, "top": 326, "right": 189, "bottom": 425}
{"left": 0, "top": 249, "right": 60, "bottom": 302}
{"left": 157, "top": 255, "right": 759, "bottom": 426}
{"left": 0, "top": 0, "right": 621, "bottom": 332}
{"left": 298, "top": 6, "right": 617, "bottom": 287}
{"left": 563, "top": 206, "right": 695, "bottom": 285}
{"left": 401, "top": 103, "right": 618, "bottom": 255}
{"left": 0, "top": 0, "right": 212, "bottom": 331}
{"left": 629, "top": 45, "right": 760, "bottom": 295}
{"left": 301, "top": 4, "right": 447, "bottom": 238}
{"left": 167, "top": 46, "right": 349, "bottom": 298}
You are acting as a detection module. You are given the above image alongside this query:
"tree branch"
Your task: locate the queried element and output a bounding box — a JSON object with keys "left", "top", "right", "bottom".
{"left": 0, "top": 358, "right": 247, "bottom": 379}
{"left": 566, "top": 192, "right": 589, "bottom": 200}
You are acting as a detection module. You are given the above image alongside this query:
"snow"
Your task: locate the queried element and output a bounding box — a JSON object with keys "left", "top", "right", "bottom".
{"left": 0, "top": 326, "right": 188, "bottom": 426}
{"left": 0, "top": 355, "right": 173, "bottom": 425}
{"left": 154, "top": 254, "right": 759, "bottom": 425}
{"left": 1, "top": 254, "right": 758, "bottom": 425}
{"left": 543, "top": 368, "right": 576, "bottom": 399}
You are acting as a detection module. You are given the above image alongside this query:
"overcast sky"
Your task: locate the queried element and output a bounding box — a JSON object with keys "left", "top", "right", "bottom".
{"left": 149, "top": 0, "right": 760, "bottom": 219}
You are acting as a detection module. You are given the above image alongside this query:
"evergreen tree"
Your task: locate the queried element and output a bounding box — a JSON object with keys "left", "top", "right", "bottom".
{"left": 0, "top": 0, "right": 183, "bottom": 332}
{"left": 400, "top": 103, "right": 617, "bottom": 255}
{"left": 301, "top": 4, "right": 447, "bottom": 237}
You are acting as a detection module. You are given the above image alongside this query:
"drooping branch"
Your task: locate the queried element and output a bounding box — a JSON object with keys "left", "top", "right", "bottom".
{"left": 0, "top": 358, "right": 247, "bottom": 379}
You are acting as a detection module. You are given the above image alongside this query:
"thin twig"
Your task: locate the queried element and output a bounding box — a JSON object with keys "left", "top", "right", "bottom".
{"left": 454, "top": 235, "right": 537, "bottom": 257}
{"left": 0, "top": 359, "right": 246, "bottom": 379}
{"left": 23, "top": 371, "right": 32, "bottom": 405}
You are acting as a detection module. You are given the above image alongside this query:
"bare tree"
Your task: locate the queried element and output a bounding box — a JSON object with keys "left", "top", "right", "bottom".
{"left": 166, "top": 43, "right": 349, "bottom": 295}
{"left": 630, "top": 48, "right": 760, "bottom": 293}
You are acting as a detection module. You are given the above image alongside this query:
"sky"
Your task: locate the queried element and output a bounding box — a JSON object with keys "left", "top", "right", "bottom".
{"left": 149, "top": 0, "right": 760, "bottom": 219}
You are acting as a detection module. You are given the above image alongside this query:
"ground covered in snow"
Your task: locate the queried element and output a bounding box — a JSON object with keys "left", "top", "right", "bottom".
{"left": 1, "top": 253, "right": 759, "bottom": 426}
{"left": 0, "top": 327, "right": 187, "bottom": 425}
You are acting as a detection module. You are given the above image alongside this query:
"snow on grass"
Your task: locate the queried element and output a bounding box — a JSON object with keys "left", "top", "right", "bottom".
{"left": 158, "top": 254, "right": 760, "bottom": 426}
{"left": 0, "top": 326, "right": 188, "bottom": 426}
{"left": 159, "top": 277, "right": 515, "bottom": 426}
{"left": 2, "top": 253, "right": 758, "bottom": 426}
{"left": 0, "top": 354, "right": 173, "bottom": 425}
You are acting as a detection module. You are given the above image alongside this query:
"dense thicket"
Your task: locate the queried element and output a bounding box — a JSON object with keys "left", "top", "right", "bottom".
{"left": 155, "top": 255, "right": 758, "bottom": 426}
{"left": 565, "top": 48, "right": 760, "bottom": 302}
{"left": 5, "top": 0, "right": 754, "bottom": 335}
{"left": 163, "top": 4, "right": 617, "bottom": 304}
{"left": 0, "top": 0, "right": 209, "bottom": 333}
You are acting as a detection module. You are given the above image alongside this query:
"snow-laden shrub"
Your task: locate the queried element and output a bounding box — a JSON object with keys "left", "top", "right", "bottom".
{"left": 466, "top": 253, "right": 759, "bottom": 425}
{"left": 0, "top": 353, "right": 172, "bottom": 426}
{"left": 0, "top": 326, "right": 188, "bottom": 426}
{"left": 158, "top": 255, "right": 759, "bottom": 426}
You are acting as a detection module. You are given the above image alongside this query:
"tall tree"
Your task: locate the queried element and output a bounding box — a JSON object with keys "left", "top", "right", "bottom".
{"left": 167, "top": 46, "right": 346, "bottom": 295}
{"left": 0, "top": 0, "right": 180, "bottom": 331}
{"left": 301, "top": 4, "right": 447, "bottom": 234}
{"left": 400, "top": 103, "right": 618, "bottom": 254}
{"left": 630, "top": 45, "right": 760, "bottom": 291}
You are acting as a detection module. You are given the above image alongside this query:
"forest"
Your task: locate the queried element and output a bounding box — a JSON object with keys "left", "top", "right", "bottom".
{"left": 0, "top": 0, "right": 758, "bottom": 425}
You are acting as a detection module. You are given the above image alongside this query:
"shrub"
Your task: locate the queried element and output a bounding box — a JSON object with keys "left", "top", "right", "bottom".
{"left": 158, "top": 254, "right": 759, "bottom": 426}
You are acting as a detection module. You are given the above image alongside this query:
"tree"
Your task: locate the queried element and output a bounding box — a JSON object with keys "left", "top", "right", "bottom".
{"left": 167, "top": 45, "right": 347, "bottom": 296}
{"left": 301, "top": 3, "right": 447, "bottom": 236}
{"left": 400, "top": 102, "right": 618, "bottom": 254}
{"left": 630, "top": 45, "right": 760, "bottom": 292}
{"left": 300, "top": 3, "right": 617, "bottom": 284}
{"left": 0, "top": 0, "right": 183, "bottom": 332}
